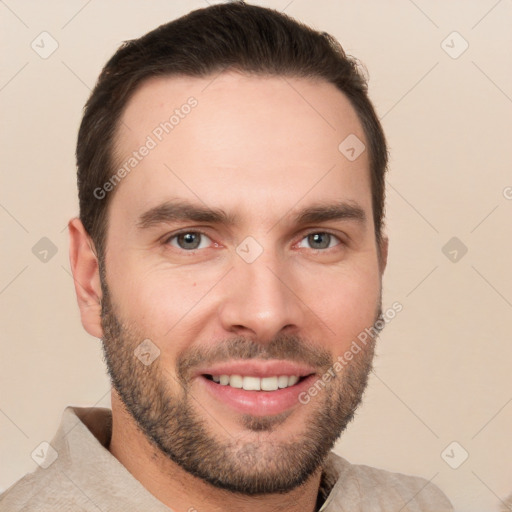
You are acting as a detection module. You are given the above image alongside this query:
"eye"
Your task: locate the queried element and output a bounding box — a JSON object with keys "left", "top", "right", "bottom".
{"left": 167, "top": 231, "right": 213, "bottom": 251}
{"left": 297, "top": 232, "right": 341, "bottom": 250}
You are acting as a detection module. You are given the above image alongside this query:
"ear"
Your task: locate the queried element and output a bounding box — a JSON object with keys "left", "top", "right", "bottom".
{"left": 378, "top": 235, "right": 389, "bottom": 274}
{"left": 68, "top": 218, "right": 104, "bottom": 339}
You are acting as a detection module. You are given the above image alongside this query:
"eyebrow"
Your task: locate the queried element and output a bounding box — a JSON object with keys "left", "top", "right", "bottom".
{"left": 137, "top": 200, "right": 239, "bottom": 229}
{"left": 295, "top": 202, "right": 366, "bottom": 226}
{"left": 136, "top": 199, "right": 366, "bottom": 230}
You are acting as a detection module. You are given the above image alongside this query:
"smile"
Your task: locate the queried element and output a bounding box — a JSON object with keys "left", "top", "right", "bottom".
{"left": 199, "top": 372, "right": 317, "bottom": 416}
{"left": 204, "top": 374, "right": 304, "bottom": 391}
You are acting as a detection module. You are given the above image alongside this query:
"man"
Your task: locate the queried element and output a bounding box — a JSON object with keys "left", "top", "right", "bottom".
{"left": 0, "top": 2, "right": 453, "bottom": 511}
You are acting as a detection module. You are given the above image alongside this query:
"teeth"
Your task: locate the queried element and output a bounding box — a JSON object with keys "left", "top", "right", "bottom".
{"left": 288, "top": 375, "right": 299, "bottom": 386}
{"left": 211, "top": 374, "right": 301, "bottom": 390}
{"left": 278, "top": 375, "right": 289, "bottom": 388}
{"left": 243, "top": 376, "right": 260, "bottom": 391}
{"left": 230, "top": 375, "right": 243, "bottom": 388}
{"left": 261, "top": 376, "right": 278, "bottom": 391}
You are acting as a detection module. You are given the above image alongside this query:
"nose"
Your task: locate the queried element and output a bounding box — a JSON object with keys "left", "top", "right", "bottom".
{"left": 217, "top": 249, "right": 304, "bottom": 343}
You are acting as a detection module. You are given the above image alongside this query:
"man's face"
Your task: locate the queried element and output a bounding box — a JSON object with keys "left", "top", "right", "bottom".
{"left": 99, "top": 72, "right": 385, "bottom": 494}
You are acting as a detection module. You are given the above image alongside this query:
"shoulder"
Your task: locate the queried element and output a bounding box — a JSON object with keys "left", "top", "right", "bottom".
{"left": 323, "top": 452, "right": 453, "bottom": 512}
{"left": 0, "top": 467, "right": 92, "bottom": 512}
{"left": 0, "top": 406, "right": 112, "bottom": 512}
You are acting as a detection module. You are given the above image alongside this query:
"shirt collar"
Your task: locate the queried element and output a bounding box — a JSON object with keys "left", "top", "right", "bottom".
{"left": 61, "top": 406, "right": 342, "bottom": 511}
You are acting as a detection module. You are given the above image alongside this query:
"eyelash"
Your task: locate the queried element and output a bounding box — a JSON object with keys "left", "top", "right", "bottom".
{"left": 164, "top": 229, "right": 344, "bottom": 253}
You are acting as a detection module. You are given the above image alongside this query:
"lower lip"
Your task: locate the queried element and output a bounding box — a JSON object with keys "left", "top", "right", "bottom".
{"left": 198, "top": 375, "right": 317, "bottom": 416}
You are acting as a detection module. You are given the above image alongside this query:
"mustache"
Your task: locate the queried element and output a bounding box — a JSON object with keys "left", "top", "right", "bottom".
{"left": 176, "top": 333, "right": 333, "bottom": 382}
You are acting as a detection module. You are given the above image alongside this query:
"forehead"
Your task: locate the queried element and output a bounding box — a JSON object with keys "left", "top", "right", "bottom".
{"left": 110, "top": 72, "right": 371, "bottom": 229}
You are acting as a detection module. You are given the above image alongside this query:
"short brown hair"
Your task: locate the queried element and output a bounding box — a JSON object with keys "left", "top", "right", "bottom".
{"left": 76, "top": 1, "right": 388, "bottom": 258}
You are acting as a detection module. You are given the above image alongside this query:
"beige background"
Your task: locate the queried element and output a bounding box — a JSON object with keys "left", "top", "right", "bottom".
{"left": 1, "top": 1, "right": 511, "bottom": 511}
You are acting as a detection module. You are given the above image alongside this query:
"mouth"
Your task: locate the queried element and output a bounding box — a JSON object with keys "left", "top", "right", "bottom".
{"left": 194, "top": 361, "right": 318, "bottom": 417}
{"left": 203, "top": 373, "right": 310, "bottom": 390}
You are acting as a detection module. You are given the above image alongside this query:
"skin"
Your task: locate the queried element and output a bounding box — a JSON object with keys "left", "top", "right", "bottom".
{"left": 69, "top": 72, "right": 388, "bottom": 512}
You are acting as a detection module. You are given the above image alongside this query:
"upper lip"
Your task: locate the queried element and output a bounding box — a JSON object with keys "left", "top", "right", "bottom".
{"left": 194, "top": 360, "right": 317, "bottom": 379}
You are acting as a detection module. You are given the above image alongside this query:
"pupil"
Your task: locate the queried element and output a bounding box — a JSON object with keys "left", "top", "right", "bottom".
{"left": 179, "top": 233, "right": 200, "bottom": 249}
{"left": 309, "top": 233, "right": 329, "bottom": 249}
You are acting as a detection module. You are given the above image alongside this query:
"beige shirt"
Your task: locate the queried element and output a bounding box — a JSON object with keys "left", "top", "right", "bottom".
{"left": 0, "top": 407, "right": 453, "bottom": 511}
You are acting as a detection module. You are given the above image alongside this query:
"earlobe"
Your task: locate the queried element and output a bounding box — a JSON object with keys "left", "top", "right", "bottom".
{"left": 68, "top": 218, "right": 104, "bottom": 339}
{"left": 379, "top": 235, "right": 389, "bottom": 274}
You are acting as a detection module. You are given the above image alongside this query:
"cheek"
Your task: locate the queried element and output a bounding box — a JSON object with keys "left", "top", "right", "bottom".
{"left": 298, "top": 264, "right": 381, "bottom": 350}
{"left": 108, "top": 256, "right": 220, "bottom": 342}
{"left": 106, "top": 237, "right": 382, "bottom": 362}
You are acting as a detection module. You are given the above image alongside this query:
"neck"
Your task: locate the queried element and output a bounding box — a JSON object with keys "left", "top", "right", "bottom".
{"left": 108, "top": 392, "right": 323, "bottom": 512}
